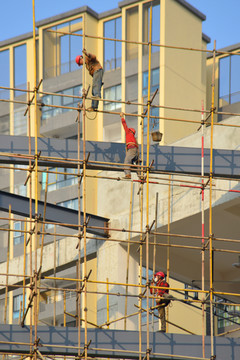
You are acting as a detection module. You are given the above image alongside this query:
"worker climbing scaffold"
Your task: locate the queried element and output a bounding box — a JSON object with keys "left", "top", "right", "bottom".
{"left": 150, "top": 271, "right": 173, "bottom": 332}
{"left": 75, "top": 48, "right": 104, "bottom": 111}
{"left": 120, "top": 112, "right": 141, "bottom": 179}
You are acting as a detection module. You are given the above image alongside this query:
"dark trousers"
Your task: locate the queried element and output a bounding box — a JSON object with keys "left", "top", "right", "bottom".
{"left": 156, "top": 294, "right": 172, "bottom": 332}
{"left": 92, "top": 69, "right": 104, "bottom": 109}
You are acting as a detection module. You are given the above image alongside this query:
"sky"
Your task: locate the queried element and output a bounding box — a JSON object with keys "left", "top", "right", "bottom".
{"left": 0, "top": 0, "right": 239, "bottom": 50}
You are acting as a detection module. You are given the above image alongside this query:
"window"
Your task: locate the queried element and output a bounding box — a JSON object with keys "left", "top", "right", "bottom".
{"left": 143, "top": 68, "right": 159, "bottom": 96}
{"left": 219, "top": 54, "right": 240, "bottom": 107}
{"left": 126, "top": 75, "right": 138, "bottom": 102}
{"left": 42, "top": 168, "right": 78, "bottom": 192}
{"left": 43, "top": 17, "right": 82, "bottom": 78}
{"left": 216, "top": 300, "right": 240, "bottom": 331}
{"left": 126, "top": 6, "right": 139, "bottom": 61}
{"left": 41, "top": 85, "right": 82, "bottom": 123}
{"left": 104, "top": 17, "right": 122, "bottom": 71}
{"left": 104, "top": 84, "right": 121, "bottom": 111}
{"left": 13, "top": 294, "right": 26, "bottom": 319}
{"left": 58, "top": 198, "right": 79, "bottom": 211}
{"left": 0, "top": 114, "right": 10, "bottom": 135}
{"left": 14, "top": 108, "right": 27, "bottom": 135}
{"left": 14, "top": 44, "right": 27, "bottom": 97}
{"left": 184, "top": 284, "right": 199, "bottom": 301}
{"left": 14, "top": 184, "right": 27, "bottom": 197}
{"left": 13, "top": 221, "right": 24, "bottom": 245}
{"left": 0, "top": 50, "right": 10, "bottom": 99}
{"left": 143, "top": 1, "right": 160, "bottom": 55}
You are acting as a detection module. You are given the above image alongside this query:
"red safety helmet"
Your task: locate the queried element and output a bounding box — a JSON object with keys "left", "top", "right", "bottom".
{"left": 75, "top": 55, "right": 83, "bottom": 66}
{"left": 155, "top": 271, "right": 165, "bottom": 279}
{"left": 129, "top": 128, "right": 136, "bottom": 135}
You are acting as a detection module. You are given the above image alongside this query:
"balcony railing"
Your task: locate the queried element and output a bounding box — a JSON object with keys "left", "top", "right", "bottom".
{"left": 44, "top": 60, "right": 79, "bottom": 79}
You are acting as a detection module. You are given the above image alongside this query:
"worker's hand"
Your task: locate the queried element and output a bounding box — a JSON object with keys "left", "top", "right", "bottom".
{"left": 120, "top": 112, "right": 124, "bottom": 118}
{"left": 82, "top": 48, "right": 87, "bottom": 55}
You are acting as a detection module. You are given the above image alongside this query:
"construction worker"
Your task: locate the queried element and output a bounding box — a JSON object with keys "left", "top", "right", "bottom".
{"left": 75, "top": 49, "right": 103, "bottom": 111}
{"left": 120, "top": 112, "right": 139, "bottom": 179}
{"left": 150, "top": 271, "right": 172, "bottom": 333}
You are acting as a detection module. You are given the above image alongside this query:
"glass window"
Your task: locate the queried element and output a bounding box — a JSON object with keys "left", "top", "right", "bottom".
{"left": 126, "top": 74, "right": 138, "bottom": 102}
{"left": 42, "top": 167, "right": 78, "bottom": 192}
{"left": 0, "top": 50, "right": 10, "bottom": 99}
{"left": 230, "top": 55, "right": 240, "bottom": 103}
{"left": 14, "top": 44, "right": 27, "bottom": 97}
{"left": 13, "top": 221, "right": 24, "bottom": 246}
{"left": 219, "top": 57, "right": 230, "bottom": 104}
{"left": 13, "top": 294, "right": 26, "bottom": 319}
{"left": 60, "top": 34, "right": 70, "bottom": 74}
{"left": 104, "top": 17, "right": 122, "bottom": 71}
{"left": 14, "top": 184, "right": 27, "bottom": 196}
{"left": 104, "top": 84, "right": 121, "bottom": 111}
{"left": 143, "top": 0, "right": 160, "bottom": 55}
{"left": 58, "top": 198, "right": 79, "bottom": 210}
{"left": 43, "top": 17, "right": 82, "bottom": 79}
{"left": 41, "top": 85, "right": 82, "bottom": 124}
{"left": 143, "top": 68, "right": 159, "bottom": 96}
{"left": 0, "top": 114, "right": 10, "bottom": 135}
{"left": 219, "top": 54, "right": 240, "bottom": 107}
{"left": 126, "top": 6, "right": 139, "bottom": 61}
{"left": 14, "top": 108, "right": 27, "bottom": 135}
{"left": 216, "top": 299, "right": 240, "bottom": 331}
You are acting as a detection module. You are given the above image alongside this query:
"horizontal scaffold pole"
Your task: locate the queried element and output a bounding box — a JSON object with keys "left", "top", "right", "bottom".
{"left": 0, "top": 324, "right": 239, "bottom": 359}
{"left": 0, "top": 135, "right": 240, "bottom": 178}
{"left": 0, "top": 190, "right": 109, "bottom": 238}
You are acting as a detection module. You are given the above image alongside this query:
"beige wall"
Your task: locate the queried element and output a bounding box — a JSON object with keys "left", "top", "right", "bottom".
{"left": 160, "top": 0, "right": 207, "bottom": 144}
{"left": 168, "top": 278, "right": 203, "bottom": 335}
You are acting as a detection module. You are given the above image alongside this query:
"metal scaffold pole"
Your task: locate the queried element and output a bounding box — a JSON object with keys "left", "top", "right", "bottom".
{"left": 1, "top": 3, "right": 240, "bottom": 360}
{"left": 32, "top": 2, "right": 39, "bottom": 360}
{"left": 209, "top": 40, "right": 216, "bottom": 359}
{"left": 146, "top": 3, "right": 152, "bottom": 360}
{"left": 82, "top": 13, "right": 88, "bottom": 360}
{"left": 201, "top": 100, "right": 206, "bottom": 358}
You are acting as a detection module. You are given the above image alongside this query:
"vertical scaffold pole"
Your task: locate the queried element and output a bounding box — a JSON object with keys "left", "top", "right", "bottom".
{"left": 77, "top": 94, "right": 82, "bottom": 358}
{"left": 124, "top": 181, "right": 134, "bottom": 330}
{"left": 4, "top": 205, "right": 11, "bottom": 325}
{"left": 166, "top": 174, "right": 171, "bottom": 332}
{"left": 209, "top": 40, "right": 216, "bottom": 359}
{"left": 152, "top": 192, "right": 158, "bottom": 331}
{"left": 138, "top": 102, "right": 145, "bottom": 360}
{"left": 146, "top": 4, "right": 152, "bottom": 360}
{"left": 82, "top": 13, "right": 88, "bottom": 360}
{"left": 201, "top": 100, "right": 205, "bottom": 358}
{"left": 107, "top": 278, "right": 109, "bottom": 329}
{"left": 32, "top": 2, "right": 39, "bottom": 359}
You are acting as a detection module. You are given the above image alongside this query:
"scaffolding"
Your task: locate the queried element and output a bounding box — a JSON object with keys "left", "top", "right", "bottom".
{"left": 0, "top": 1, "right": 240, "bottom": 360}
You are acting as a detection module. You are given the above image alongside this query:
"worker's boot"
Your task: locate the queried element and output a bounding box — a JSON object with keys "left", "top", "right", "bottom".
{"left": 122, "top": 174, "right": 131, "bottom": 179}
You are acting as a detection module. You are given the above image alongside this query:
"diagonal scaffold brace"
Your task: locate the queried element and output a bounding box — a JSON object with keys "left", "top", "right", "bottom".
{"left": 21, "top": 266, "right": 42, "bottom": 327}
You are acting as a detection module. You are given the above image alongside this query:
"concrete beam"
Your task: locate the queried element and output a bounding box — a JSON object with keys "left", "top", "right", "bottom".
{"left": 0, "top": 190, "right": 109, "bottom": 238}
{"left": 0, "top": 135, "right": 240, "bottom": 177}
{"left": 0, "top": 325, "right": 239, "bottom": 359}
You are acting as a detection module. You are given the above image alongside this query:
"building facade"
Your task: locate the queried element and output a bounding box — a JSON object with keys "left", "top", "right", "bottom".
{"left": 0, "top": 0, "right": 239, "bottom": 340}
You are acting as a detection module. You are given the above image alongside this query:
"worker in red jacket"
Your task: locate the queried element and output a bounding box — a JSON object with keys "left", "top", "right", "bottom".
{"left": 150, "top": 271, "right": 172, "bottom": 332}
{"left": 75, "top": 48, "right": 103, "bottom": 111}
{"left": 120, "top": 112, "right": 139, "bottom": 179}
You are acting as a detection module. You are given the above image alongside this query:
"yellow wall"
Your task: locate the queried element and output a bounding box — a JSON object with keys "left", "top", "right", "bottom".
{"left": 168, "top": 279, "right": 203, "bottom": 335}
{"left": 160, "top": 0, "right": 207, "bottom": 144}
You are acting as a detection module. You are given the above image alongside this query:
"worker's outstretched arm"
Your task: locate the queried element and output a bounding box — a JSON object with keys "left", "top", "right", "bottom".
{"left": 82, "top": 48, "right": 96, "bottom": 61}
{"left": 120, "top": 112, "right": 128, "bottom": 133}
